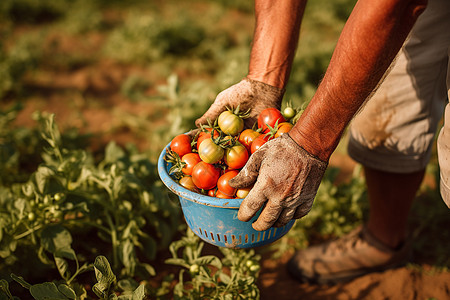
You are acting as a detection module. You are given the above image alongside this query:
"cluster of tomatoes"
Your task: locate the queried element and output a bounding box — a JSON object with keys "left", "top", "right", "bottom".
{"left": 165, "top": 106, "right": 297, "bottom": 199}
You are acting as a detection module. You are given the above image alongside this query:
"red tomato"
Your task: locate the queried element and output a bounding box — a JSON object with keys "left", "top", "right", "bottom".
{"left": 170, "top": 134, "right": 192, "bottom": 157}
{"left": 191, "top": 162, "right": 220, "bottom": 190}
{"left": 217, "top": 170, "right": 239, "bottom": 197}
{"left": 250, "top": 135, "right": 269, "bottom": 154}
{"left": 198, "top": 138, "right": 224, "bottom": 164}
{"left": 238, "top": 129, "right": 261, "bottom": 153}
{"left": 258, "top": 108, "right": 286, "bottom": 133}
{"left": 275, "top": 122, "right": 293, "bottom": 138}
{"left": 208, "top": 188, "right": 217, "bottom": 197}
{"left": 179, "top": 176, "right": 197, "bottom": 191}
{"left": 181, "top": 153, "right": 201, "bottom": 175}
{"left": 224, "top": 144, "right": 248, "bottom": 169}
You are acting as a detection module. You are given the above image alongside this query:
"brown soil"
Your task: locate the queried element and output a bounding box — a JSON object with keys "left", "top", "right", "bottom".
{"left": 259, "top": 251, "right": 450, "bottom": 300}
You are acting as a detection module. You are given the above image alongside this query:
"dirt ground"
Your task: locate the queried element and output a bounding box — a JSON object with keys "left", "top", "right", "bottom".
{"left": 259, "top": 253, "right": 450, "bottom": 300}
{"left": 3, "top": 29, "right": 449, "bottom": 300}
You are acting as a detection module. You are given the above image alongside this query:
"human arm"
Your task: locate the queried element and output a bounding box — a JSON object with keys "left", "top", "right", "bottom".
{"left": 247, "top": 0, "right": 307, "bottom": 89}
{"left": 232, "top": 0, "right": 428, "bottom": 230}
{"left": 195, "top": 0, "right": 306, "bottom": 128}
{"left": 289, "top": 0, "right": 427, "bottom": 161}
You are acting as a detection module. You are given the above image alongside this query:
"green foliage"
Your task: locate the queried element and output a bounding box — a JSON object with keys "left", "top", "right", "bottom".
{"left": 0, "top": 34, "right": 42, "bottom": 100}
{"left": 165, "top": 229, "right": 260, "bottom": 299}
{"left": 409, "top": 163, "right": 450, "bottom": 268}
{"left": 55, "top": 0, "right": 104, "bottom": 34}
{"left": 1, "top": 255, "right": 147, "bottom": 299}
{"left": 0, "top": 108, "right": 181, "bottom": 283}
{"left": 285, "top": 0, "right": 357, "bottom": 103}
{"left": 210, "top": 0, "right": 253, "bottom": 13}
{"left": 0, "top": 0, "right": 68, "bottom": 23}
{"left": 103, "top": 11, "right": 226, "bottom": 64}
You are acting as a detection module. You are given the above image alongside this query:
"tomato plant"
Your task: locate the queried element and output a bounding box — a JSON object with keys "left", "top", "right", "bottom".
{"left": 224, "top": 144, "right": 248, "bottom": 169}
{"left": 258, "top": 108, "right": 286, "bottom": 133}
{"left": 191, "top": 161, "right": 220, "bottom": 190}
{"left": 170, "top": 134, "right": 192, "bottom": 157}
{"left": 198, "top": 138, "right": 224, "bottom": 164}
{"left": 217, "top": 169, "right": 239, "bottom": 197}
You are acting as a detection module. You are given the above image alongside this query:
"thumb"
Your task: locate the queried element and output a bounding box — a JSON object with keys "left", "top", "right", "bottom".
{"left": 229, "top": 146, "right": 266, "bottom": 189}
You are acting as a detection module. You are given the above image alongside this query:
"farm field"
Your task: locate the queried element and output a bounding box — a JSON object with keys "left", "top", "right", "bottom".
{"left": 1, "top": 0, "right": 449, "bottom": 299}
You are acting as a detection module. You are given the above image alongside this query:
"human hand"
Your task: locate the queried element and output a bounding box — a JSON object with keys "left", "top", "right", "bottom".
{"left": 229, "top": 134, "right": 327, "bottom": 231}
{"left": 195, "top": 77, "right": 284, "bottom": 129}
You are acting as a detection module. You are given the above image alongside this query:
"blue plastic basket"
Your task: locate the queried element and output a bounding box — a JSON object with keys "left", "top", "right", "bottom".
{"left": 158, "top": 142, "right": 295, "bottom": 249}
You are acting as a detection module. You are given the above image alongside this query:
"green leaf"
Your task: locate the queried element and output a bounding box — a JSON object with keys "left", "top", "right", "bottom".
{"left": 34, "top": 166, "right": 56, "bottom": 194}
{"left": 120, "top": 239, "right": 136, "bottom": 276}
{"left": 70, "top": 283, "right": 87, "bottom": 300}
{"left": 10, "top": 274, "right": 32, "bottom": 289}
{"left": 54, "top": 256, "right": 70, "bottom": 280}
{"left": 218, "top": 272, "right": 231, "bottom": 285}
{"left": 193, "top": 256, "right": 222, "bottom": 269}
{"left": 104, "top": 142, "right": 125, "bottom": 164}
{"left": 57, "top": 284, "right": 76, "bottom": 300}
{"left": 0, "top": 279, "right": 13, "bottom": 299}
{"left": 54, "top": 247, "right": 77, "bottom": 261}
{"left": 139, "top": 263, "right": 156, "bottom": 277}
{"left": 92, "top": 256, "right": 116, "bottom": 299}
{"left": 117, "top": 279, "right": 138, "bottom": 292}
{"left": 30, "top": 282, "right": 69, "bottom": 300}
{"left": 165, "top": 258, "right": 190, "bottom": 269}
{"left": 131, "top": 285, "right": 145, "bottom": 300}
{"left": 40, "top": 225, "right": 73, "bottom": 254}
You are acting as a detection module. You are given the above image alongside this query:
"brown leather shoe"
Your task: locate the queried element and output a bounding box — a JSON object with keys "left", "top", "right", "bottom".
{"left": 287, "top": 225, "right": 412, "bottom": 284}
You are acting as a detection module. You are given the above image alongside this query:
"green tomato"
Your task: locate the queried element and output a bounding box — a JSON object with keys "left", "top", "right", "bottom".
{"left": 189, "top": 264, "right": 199, "bottom": 274}
{"left": 27, "top": 212, "right": 36, "bottom": 222}
{"left": 249, "top": 265, "right": 260, "bottom": 272}
{"left": 198, "top": 138, "right": 224, "bottom": 164}
{"left": 54, "top": 193, "right": 64, "bottom": 202}
{"left": 282, "top": 107, "right": 296, "bottom": 120}
{"left": 218, "top": 111, "right": 244, "bottom": 136}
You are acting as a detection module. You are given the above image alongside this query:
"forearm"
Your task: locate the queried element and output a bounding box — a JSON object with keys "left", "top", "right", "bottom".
{"left": 289, "top": 0, "right": 427, "bottom": 161}
{"left": 248, "top": 0, "right": 307, "bottom": 89}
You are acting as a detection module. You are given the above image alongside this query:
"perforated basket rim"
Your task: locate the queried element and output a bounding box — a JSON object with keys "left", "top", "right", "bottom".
{"left": 158, "top": 143, "right": 243, "bottom": 209}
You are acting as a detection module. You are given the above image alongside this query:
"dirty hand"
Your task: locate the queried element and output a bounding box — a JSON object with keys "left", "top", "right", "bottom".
{"left": 195, "top": 77, "right": 284, "bottom": 129}
{"left": 229, "top": 134, "right": 327, "bottom": 231}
